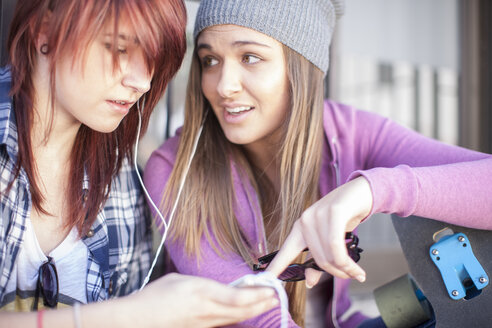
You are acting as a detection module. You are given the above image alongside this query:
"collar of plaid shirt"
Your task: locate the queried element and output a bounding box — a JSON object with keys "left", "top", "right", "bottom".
{"left": 0, "top": 67, "right": 152, "bottom": 307}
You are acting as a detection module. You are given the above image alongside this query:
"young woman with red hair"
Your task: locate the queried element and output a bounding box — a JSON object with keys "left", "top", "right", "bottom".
{"left": 0, "top": 1, "right": 276, "bottom": 327}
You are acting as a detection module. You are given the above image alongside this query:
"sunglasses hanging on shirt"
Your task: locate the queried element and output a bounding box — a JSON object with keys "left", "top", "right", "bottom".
{"left": 33, "top": 256, "right": 59, "bottom": 310}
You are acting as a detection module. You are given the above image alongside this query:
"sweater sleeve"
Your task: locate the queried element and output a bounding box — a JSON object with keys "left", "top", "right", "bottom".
{"left": 143, "top": 138, "right": 299, "bottom": 328}
{"left": 347, "top": 109, "right": 492, "bottom": 229}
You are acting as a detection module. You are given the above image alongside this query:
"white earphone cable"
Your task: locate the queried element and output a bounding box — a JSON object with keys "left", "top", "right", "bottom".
{"left": 134, "top": 101, "right": 203, "bottom": 290}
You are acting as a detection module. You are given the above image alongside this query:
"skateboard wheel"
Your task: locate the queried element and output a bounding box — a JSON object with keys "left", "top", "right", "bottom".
{"left": 374, "top": 274, "right": 432, "bottom": 328}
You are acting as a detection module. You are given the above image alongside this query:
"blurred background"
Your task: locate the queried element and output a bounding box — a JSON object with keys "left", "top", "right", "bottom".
{"left": 2, "top": 0, "right": 491, "bottom": 322}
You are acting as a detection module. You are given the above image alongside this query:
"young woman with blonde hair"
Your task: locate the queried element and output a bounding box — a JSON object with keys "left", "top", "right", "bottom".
{"left": 144, "top": 0, "right": 492, "bottom": 327}
{"left": 0, "top": 1, "right": 277, "bottom": 327}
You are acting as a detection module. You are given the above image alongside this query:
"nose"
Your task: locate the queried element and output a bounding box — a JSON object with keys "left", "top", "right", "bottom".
{"left": 121, "top": 51, "right": 152, "bottom": 94}
{"left": 216, "top": 61, "right": 242, "bottom": 98}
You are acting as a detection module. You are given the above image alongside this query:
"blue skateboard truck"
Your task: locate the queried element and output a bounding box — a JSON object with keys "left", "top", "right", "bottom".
{"left": 429, "top": 229, "right": 488, "bottom": 300}
{"left": 373, "top": 216, "right": 492, "bottom": 328}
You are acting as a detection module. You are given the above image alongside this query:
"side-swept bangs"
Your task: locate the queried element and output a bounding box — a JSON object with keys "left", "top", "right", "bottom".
{"left": 6, "top": 0, "right": 187, "bottom": 235}
{"left": 43, "top": 0, "right": 187, "bottom": 126}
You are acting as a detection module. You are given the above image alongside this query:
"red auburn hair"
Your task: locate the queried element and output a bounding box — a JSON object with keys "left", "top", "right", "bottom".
{"left": 6, "top": 0, "right": 187, "bottom": 235}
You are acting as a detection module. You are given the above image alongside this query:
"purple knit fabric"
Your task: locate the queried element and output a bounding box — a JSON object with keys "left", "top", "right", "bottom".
{"left": 144, "top": 100, "right": 492, "bottom": 327}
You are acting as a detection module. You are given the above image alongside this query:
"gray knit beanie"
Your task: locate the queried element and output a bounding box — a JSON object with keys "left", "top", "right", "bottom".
{"left": 193, "top": 0, "right": 345, "bottom": 75}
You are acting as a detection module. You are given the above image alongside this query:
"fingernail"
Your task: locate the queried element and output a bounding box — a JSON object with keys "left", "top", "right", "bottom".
{"left": 305, "top": 281, "right": 313, "bottom": 289}
{"left": 271, "top": 298, "right": 279, "bottom": 306}
{"left": 356, "top": 275, "right": 366, "bottom": 283}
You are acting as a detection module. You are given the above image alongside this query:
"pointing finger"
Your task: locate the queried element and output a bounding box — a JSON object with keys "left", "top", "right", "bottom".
{"left": 265, "top": 222, "right": 306, "bottom": 277}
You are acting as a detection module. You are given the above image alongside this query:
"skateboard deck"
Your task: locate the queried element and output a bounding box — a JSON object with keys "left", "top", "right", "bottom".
{"left": 376, "top": 215, "right": 492, "bottom": 328}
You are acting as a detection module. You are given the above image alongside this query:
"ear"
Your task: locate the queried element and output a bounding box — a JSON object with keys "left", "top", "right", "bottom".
{"left": 33, "top": 10, "right": 53, "bottom": 54}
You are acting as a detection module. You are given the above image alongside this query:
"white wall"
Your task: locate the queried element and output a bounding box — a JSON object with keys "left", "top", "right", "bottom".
{"left": 338, "top": 0, "right": 459, "bottom": 70}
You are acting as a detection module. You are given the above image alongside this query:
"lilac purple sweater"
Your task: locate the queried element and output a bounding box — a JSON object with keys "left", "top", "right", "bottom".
{"left": 144, "top": 100, "right": 492, "bottom": 327}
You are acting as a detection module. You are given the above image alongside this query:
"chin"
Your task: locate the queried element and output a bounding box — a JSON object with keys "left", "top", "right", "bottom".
{"left": 221, "top": 126, "right": 260, "bottom": 145}
{"left": 225, "top": 135, "right": 254, "bottom": 146}
{"left": 88, "top": 122, "right": 121, "bottom": 134}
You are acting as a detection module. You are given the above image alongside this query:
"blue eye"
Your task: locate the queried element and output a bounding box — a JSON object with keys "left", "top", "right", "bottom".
{"left": 242, "top": 55, "right": 260, "bottom": 64}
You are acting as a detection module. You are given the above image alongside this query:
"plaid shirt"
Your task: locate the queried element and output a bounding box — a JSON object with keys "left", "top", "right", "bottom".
{"left": 0, "top": 67, "right": 152, "bottom": 307}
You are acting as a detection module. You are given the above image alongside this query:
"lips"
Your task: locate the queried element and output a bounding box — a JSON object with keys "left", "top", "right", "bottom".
{"left": 219, "top": 103, "right": 255, "bottom": 124}
{"left": 106, "top": 99, "right": 135, "bottom": 114}
{"left": 226, "top": 106, "right": 254, "bottom": 115}
{"left": 112, "top": 100, "right": 129, "bottom": 105}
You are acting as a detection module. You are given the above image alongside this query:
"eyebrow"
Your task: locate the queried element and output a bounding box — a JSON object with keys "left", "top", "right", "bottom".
{"left": 196, "top": 40, "right": 272, "bottom": 51}
{"left": 232, "top": 40, "right": 271, "bottom": 48}
{"left": 196, "top": 43, "right": 212, "bottom": 51}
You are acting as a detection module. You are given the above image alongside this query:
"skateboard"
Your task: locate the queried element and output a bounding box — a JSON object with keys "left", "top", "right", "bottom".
{"left": 373, "top": 215, "right": 492, "bottom": 328}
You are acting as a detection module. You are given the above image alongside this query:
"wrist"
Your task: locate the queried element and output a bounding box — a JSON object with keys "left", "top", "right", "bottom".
{"left": 73, "top": 303, "right": 82, "bottom": 328}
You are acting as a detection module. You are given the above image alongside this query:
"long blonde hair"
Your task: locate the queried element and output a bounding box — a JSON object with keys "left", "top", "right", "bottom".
{"left": 161, "top": 44, "right": 324, "bottom": 326}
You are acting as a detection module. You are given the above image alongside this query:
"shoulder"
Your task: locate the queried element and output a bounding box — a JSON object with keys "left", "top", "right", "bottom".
{"left": 323, "top": 99, "right": 391, "bottom": 136}
{"left": 0, "top": 67, "right": 12, "bottom": 116}
{"left": 142, "top": 127, "right": 182, "bottom": 199}
{"left": 144, "top": 128, "right": 182, "bottom": 178}
{"left": 323, "top": 99, "right": 386, "bottom": 126}
{"left": 0, "top": 67, "right": 11, "bottom": 100}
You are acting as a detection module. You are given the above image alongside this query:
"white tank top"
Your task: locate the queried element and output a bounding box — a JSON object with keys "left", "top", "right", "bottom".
{"left": 1, "top": 219, "right": 88, "bottom": 311}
